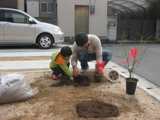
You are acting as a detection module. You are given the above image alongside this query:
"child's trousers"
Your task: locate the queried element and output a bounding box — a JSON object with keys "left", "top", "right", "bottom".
{"left": 51, "top": 62, "right": 70, "bottom": 75}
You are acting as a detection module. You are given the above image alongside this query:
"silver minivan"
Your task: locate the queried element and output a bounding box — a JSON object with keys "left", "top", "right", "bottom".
{"left": 0, "top": 8, "right": 64, "bottom": 49}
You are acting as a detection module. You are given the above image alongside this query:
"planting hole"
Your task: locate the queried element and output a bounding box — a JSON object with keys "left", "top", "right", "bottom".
{"left": 76, "top": 100, "right": 119, "bottom": 118}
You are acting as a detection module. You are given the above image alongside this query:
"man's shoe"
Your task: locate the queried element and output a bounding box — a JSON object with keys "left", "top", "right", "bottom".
{"left": 81, "top": 66, "right": 89, "bottom": 74}
{"left": 51, "top": 74, "right": 58, "bottom": 80}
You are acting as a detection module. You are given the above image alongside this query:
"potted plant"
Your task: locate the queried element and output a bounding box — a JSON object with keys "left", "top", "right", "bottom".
{"left": 93, "top": 60, "right": 105, "bottom": 82}
{"left": 122, "top": 46, "right": 139, "bottom": 95}
{"left": 121, "top": 32, "right": 160, "bottom": 95}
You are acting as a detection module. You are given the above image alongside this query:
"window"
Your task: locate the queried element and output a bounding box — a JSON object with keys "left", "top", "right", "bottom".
{"left": 4, "top": 10, "right": 29, "bottom": 23}
{"left": 41, "top": 3, "right": 54, "bottom": 13}
{"left": 0, "top": 10, "right": 3, "bottom": 21}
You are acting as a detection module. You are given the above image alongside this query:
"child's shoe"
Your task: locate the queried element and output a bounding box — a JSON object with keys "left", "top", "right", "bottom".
{"left": 51, "top": 74, "right": 58, "bottom": 80}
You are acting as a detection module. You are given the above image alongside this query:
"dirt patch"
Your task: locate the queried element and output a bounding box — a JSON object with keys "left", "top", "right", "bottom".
{"left": 0, "top": 69, "right": 160, "bottom": 120}
{"left": 76, "top": 100, "right": 119, "bottom": 118}
{"left": 50, "top": 75, "right": 90, "bottom": 87}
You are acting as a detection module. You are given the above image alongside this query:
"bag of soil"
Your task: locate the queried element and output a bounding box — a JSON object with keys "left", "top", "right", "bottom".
{"left": 0, "top": 73, "right": 34, "bottom": 104}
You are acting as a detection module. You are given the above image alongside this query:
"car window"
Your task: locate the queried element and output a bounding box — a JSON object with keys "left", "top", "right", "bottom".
{"left": 0, "top": 10, "right": 4, "bottom": 21}
{"left": 4, "top": 10, "right": 30, "bottom": 24}
{"left": 0, "top": 11, "right": 2, "bottom": 21}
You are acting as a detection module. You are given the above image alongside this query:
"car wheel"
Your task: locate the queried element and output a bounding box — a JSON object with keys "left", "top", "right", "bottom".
{"left": 37, "top": 34, "right": 53, "bottom": 49}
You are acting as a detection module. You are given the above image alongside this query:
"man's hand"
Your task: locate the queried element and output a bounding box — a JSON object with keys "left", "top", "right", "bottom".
{"left": 73, "top": 65, "right": 79, "bottom": 77}
{"left": 101, "top": 70, "right": 104, "bottom": 74}
{"left": 70, "top": 76, "right": 74, "bottom": 81}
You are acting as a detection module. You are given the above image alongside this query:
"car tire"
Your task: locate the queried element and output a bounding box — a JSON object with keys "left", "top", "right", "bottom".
{"left": 37, "top": 34, "right": 53, "bottom": 49}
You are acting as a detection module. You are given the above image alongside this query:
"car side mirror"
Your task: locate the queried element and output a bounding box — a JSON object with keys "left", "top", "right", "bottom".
{"left": 29, "top": 18, "right": 34, "bottom": 24}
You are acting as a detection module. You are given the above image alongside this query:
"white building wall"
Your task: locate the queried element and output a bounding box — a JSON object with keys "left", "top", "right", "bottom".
{"left": 17, "top": 0, "right": 24, "bottom": 11}
{"left": 57, "top": 0, "right": 107, "bottom": 37}
{"left": 58, "top": 0, "right": 75, "bottom": 37}
{"left": 89, "top": 0, "right": 107, "bottom": 36}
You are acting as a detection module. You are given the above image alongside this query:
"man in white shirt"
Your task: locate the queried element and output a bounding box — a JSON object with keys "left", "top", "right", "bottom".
{"left": 71, "top": 32, "right": 112, "bottom": 77}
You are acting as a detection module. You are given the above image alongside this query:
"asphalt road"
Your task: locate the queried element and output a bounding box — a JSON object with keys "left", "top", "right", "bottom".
{"left": 102, "top": 43, "right": 160, "bottom": 87}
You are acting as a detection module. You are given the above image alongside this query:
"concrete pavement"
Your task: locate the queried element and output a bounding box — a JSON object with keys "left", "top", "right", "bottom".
{"left": 0, "top": 44, "right": 160, "bottom": 101}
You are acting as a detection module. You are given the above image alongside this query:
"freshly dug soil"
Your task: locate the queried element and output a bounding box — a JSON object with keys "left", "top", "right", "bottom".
{"left": 50, "top": 75, "right": 90, "bottom": 87}
{"left": 50, "top": 75, "right": 119, "bottom": 118}
{"left": 76, "top": 100, "right": 119, "bottom": 118}
{"left": 50, "top": 74, "right": 119, "bottom": 118}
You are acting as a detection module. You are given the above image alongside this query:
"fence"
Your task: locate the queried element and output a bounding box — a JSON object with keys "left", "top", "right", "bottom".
{"left": 0, "top": 0, "right": 17, "bottom": 9}
{"left": 117, "top": 19, "right": 155, "bottom": 40}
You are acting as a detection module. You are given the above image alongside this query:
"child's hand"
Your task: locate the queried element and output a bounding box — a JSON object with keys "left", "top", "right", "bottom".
{"left": 70, "top": 76, "right": 74, "bottom": 81}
